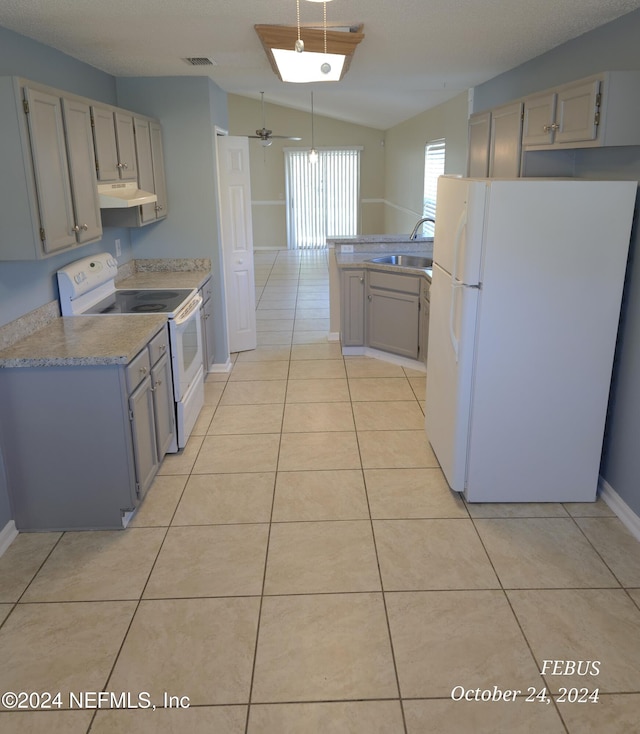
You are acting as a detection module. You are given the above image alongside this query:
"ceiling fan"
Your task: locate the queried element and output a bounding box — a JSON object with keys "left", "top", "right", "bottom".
{"left": 249, "top": 92, "right": 302, "bottom": 146}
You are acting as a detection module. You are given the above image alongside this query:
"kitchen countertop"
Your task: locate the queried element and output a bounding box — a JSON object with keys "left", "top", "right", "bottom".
{"left": 330, "top": 235, "right": 433, "bottom": 279}
{"left": 335, "top": 251, "right": 432, "bottom": 281}
{"left": 117, "top": 271, "right": 210, "bottom": 290}
{"left": 0, "top": 314, "right": 167, "bottom": 368}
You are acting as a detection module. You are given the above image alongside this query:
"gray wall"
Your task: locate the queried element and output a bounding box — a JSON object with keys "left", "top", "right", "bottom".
{"left": 473, "top": 8, "right": 640, "bottom": 515}
{"left": 116, "top": 76, "right": 230, "bottom": 366}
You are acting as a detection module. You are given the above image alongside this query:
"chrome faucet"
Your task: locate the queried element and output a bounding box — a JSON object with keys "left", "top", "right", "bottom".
{"left": 409, "top": 217, "right": 435, "bottom": 240}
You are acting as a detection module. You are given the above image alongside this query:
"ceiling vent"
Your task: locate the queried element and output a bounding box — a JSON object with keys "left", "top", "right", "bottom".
{"left": 182, "top": 57, "right": 216, "bottom": 66}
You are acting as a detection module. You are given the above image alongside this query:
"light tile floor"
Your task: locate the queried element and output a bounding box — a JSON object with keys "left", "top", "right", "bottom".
{"left": 1, "top": 248, "right": 640, "bottom": 733}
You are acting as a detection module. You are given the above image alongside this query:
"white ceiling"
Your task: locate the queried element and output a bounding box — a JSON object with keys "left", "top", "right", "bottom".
{"left": 2, "top": 0, "right": 640, "bottom": 130}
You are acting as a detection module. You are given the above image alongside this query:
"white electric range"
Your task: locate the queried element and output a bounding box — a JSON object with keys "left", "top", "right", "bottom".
{"left": 57, "top": 252, "right": 204, "bottom": 450}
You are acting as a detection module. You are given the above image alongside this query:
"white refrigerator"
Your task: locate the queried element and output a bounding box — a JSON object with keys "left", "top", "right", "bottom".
{"left": 425, "top": 175, "right": 637, "bottom": 502}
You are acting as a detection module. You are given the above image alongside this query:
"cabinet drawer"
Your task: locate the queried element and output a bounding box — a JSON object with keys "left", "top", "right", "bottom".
{"left": 126, "top": 348, "right": 151, "bottom": 393}
{"left": 368, "top": 270, "right": 420, "bottom": 294}
{"left": 148, "top": 325, "right": 170, "bottom": 366}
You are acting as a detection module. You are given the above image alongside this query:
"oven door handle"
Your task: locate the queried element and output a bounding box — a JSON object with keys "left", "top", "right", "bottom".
{"left": 174, "top": 293, "right": 203, "bottom": 325}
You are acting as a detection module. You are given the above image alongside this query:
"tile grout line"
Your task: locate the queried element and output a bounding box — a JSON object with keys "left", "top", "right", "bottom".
{"left": 346, "top": 358, "right": 409, "bottom": 734}
{"left": 243, "top": 249, "right": 299, "bottom": 734}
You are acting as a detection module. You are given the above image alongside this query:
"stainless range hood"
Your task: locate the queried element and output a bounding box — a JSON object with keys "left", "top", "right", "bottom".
{"left": 97, "top": 181, "right": 157, "bottom": 208}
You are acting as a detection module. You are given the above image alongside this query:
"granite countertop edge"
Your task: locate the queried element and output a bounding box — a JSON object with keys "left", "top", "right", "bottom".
{"left": 0, "top": 315, "right": 167, "bottom": 369}
{"left": 335, "top": 251, "right": 433, "bottom": 279}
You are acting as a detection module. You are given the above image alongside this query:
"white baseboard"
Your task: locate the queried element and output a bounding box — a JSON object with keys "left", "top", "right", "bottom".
{"left": 341, "top": 345, "right": 426, "bottom": 373}
{"left": 328, "top": 332, "right": 340, "bottom": 342}
{"left": 599, "top": 476, "right": 640, "bottom": 541}
{"left": 0, "top": 520, "right": 18, "bottom": 557}
{"left": 207, "top": 358, "right": 232, "bottom": 374}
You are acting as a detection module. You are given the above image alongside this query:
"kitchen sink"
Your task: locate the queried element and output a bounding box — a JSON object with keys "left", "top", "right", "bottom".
{"left": 368, "top": 254, "right": 432, "bottom": 269}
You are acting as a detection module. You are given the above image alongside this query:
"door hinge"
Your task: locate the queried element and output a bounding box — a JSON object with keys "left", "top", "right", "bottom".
{"left": 594, "top": 93, "right": 602, "bottom": 127}
{"left": 128, "top": 409, "right": 134, "bottom": 421}
{"left": 23, "top": 99, "right": 29, "bottom": 114}
{"left": 135, "top": 483, "right": 141, "bottom": 498}
{"left": 39, "top": 227, "right": 45, "bottom": 242}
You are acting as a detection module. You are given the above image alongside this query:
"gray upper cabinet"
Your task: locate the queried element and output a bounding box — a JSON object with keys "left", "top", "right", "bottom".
{"left": 101, "top": 114, "right": 169, "bottom": 228}
{"left": 467, "top": 111, "right": 491, "bottom": 177}
{"left": 150, "top": 121, "right": 168, "bottom": 220}
{"left": 467, "top": 103, "right": 523, "bottom": 178}
{"left": 24, "top": 87, "right": 77, "bottom": 255}
{"left": 92, "top": 105, "right": 137, "bottom": 181}
{"left": 522, "top": 91, "right": 557, "bottom": 147}
{"left": 134, "top": 116, "right": 156, "bottom": 224}
{"left": 61, "top": 98, "right": 103, "bottom": 244}
{"left": 136, "top": 117, "right": 168, "bottom": 224}
{"left": 489, "top": 101, "right": 523, "bottom": 177}
{"left": 522, "top": 72, "right": 640, "bottom": 150}
{"left": 0, "top": 78, "right": 102, "bottom": 260}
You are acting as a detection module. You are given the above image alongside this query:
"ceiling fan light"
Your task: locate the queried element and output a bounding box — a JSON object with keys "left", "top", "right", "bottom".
{"left": 260, "top": 137, "right": 273, "bottom": 147}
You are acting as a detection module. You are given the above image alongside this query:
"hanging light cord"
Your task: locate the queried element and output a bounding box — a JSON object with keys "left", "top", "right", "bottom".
{"left": 323, "top": 1, "right": 327, "bottom": 56}
{"left": 311, "top": 92, "right": 315, "bottom": 148}
{"left": 295, "top": 0, "right": 303, "bottom": 52}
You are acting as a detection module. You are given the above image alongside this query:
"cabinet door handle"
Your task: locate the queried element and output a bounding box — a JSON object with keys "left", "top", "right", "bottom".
{"left": 359, "top": 277, "right": 364, "bottom": 283}
{"left": 71, "top": 225, "right": 80, "bottom": 233}
{"left": 81, "top": 224, "right": 88, "bottom": 231}
{"left": 139, "top": 366, "right": 148, "bottom": 376}
{"left": 368, "top": 294, "right": 373, "bottom": 301}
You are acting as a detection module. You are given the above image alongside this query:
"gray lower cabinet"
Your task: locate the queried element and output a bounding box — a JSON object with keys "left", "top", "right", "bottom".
{"left": 200, "top": 277, "right": 214, "bottom": 372}
{"left": 151, "top": 351, "right": 176, "bottom": 457}
{"left": 341, "top": 269, "right": 366, "bottom": 346}
{"left": 0, "top": 325, "right": 175, "bottom": 530}
{"left": 367, "top": 270, "right": 420, "bottom": 359}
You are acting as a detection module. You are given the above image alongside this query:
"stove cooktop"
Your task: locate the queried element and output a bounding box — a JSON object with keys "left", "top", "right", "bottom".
{"left": 83, "top": 289, "right": 195, "bottom": 316}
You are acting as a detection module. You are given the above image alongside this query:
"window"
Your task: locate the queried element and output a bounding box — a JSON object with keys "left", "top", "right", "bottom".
{"left": 422, "top": 138, "right": 445, "bottom": 236}
{"left": 285, "top": 147, "right": 361, "bottom": 249}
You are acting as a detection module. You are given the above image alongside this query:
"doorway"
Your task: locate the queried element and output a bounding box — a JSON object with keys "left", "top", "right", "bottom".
{"left": 285, "top": 147, "right": 361, "bottom": 249}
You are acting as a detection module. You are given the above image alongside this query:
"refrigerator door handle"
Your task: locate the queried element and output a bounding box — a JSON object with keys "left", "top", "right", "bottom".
{"left": 451, "top": 208, "right": 467, "bottom": 284}
{"left": 449, "top": 283, "right": 461, "bottom": 362}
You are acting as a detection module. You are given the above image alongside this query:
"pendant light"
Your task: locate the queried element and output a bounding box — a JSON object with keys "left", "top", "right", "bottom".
{"left": 309, "top": 92, "right": 318, "bottom": 164}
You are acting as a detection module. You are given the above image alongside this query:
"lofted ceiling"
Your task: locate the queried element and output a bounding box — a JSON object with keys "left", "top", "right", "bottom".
{"left": 1, "top": 0, "right": 640, "bottom": 130}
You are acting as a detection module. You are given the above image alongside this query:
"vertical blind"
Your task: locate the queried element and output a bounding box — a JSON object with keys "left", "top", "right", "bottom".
{"left": 422, "top": 138, "right": 446, "bottom": 236}
{"left": 285, "top": 148, "right": 361, "bottom": 249}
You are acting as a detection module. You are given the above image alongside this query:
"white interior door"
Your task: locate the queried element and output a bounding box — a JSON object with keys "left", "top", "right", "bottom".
{"left": 217, "top": 135, "right": 257, "bottom": 353}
